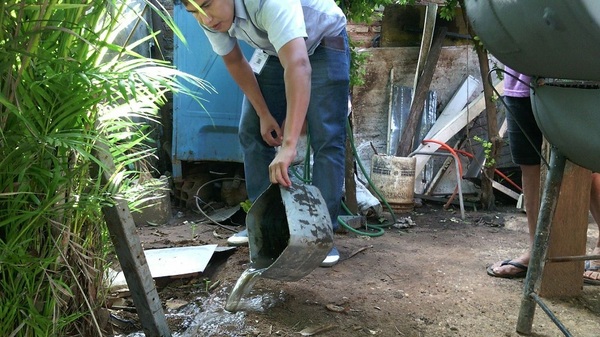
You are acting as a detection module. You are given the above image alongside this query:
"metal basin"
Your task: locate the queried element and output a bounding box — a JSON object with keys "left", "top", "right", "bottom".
{"left": 464, "top": 0, "right": 600, "bottom": 81}
{"left": 246, "top": 182, "right": 333, "bottom": 281}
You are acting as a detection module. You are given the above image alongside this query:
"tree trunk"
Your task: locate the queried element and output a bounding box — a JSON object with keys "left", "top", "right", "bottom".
{"left": 459, "top": 0, "right": 501, "bottom": 210}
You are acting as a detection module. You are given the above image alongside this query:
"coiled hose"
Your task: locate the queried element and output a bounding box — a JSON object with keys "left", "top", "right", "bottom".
{"left": 291, "top": 119, "right": 399, "bottom": 237}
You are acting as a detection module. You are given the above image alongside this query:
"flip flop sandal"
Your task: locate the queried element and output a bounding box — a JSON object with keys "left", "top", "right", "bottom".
{"left": 583, "top": 260, "right": 600, "bottom": 285}
{"left": 487, "top": 259, "right": 528, "bottom": 279}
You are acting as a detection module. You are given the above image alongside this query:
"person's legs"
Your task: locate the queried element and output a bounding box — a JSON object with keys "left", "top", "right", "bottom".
{"left": 305, "top": 31, "right": 350, "bottom": 232}
{"left": 488, "top": 164, "right": 540, "bottom": 277}
{"left": 584, "top": 172, "right": 600, "bottom": 283}
{"left": 232, "top": 35, "right": 351, "bottom": 265}
{"left": 305, "top": 31, "right": 350, "bottom": 267}
{"left": 487, "top": 95, "right": 543, "bottom": 278}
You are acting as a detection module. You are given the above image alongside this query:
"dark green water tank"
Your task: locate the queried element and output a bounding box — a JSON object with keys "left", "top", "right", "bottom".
{"left": 465, "top": 0, "right": 600, "bottom": 81}
{"left": 464, "top": 0, "right": 600, "bottom": 172}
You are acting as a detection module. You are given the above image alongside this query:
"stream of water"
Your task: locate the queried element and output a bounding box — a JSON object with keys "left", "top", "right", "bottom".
{"left": 224, "top": 267, "right": 265, "bottom": 312}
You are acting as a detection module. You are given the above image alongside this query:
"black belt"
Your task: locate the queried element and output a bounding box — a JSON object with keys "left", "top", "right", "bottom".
{"left": 320, "top": 35, "right": 345, "bottom": 50}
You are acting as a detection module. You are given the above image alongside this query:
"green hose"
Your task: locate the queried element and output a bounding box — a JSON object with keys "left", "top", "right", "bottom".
{"left": 340, "top": 118, "right": 398, "bottom": 236}
{"left": 291, "top": 119, "right": 402, "bottom": 237}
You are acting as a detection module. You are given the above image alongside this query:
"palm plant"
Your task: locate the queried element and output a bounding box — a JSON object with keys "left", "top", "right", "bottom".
{"left": 0, "top": 1, "right": 212, "bottom": 336}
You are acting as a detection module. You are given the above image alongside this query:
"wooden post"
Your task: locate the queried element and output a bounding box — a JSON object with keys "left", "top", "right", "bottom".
{"left": 537, "top": 140, "right": 591, "bottom": 297}
{"left": 345, "top": 118, "right": 358, "bottom": 215}
{"left": 538, "top": 160, "right": 591, "bottom": 297}
{"left": 93, "top": 143, "right": 172, "bottom": 337}
{"left": 395, "top": 27, "right": 447, "bottom": 157}
{"left": 411, "top": 3, "right": 438, "bottom": 94}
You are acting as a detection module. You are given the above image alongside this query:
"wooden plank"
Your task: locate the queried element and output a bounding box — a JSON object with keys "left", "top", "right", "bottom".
{"left": 413, "top": 75, "right": 484, "bottom": 178}
{"left": 539, "top": 160, "right": 591, "bottom": 297}
{"left": 423, "top": 139, "right": 461, "bottom": 195}
{"left": 412, "top": 3, "right": 438, "bottom": 94}
{"left": 350, "top": 46, "right": 481, "bottom": 183}
{"left": 93, "top": 143, "right": 172, "bottom": 337}
{"left": 413, "top": 81, "right": 504, "bottom": 195}
{"left": 422, "top": 75, "right": 480, "bottom": 140}
{"left": 386, "top": 68, "right": 397, "bottom": 155}
{"left": 395, "top": 27, "right": 447, "bottom": 157}
{"left": 491, "top": 180, "right": 520, "bottom": 201}
{"left": 387, "top": 85, "right": 436, "bottom": 156}
{"left": 345, "top": 120, "right": 358, "bottom": 214}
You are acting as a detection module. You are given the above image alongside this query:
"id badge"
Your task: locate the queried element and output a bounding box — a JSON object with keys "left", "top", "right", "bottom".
{"left": 249, "top": 49, "right": 269, "bottom": 75}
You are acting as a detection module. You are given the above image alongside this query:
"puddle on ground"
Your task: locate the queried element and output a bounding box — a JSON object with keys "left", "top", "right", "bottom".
{"left": 116, "top": 286, "right": 285, "bottom": 337}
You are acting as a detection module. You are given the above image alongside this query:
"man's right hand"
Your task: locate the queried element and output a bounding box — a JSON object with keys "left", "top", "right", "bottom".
{"left": 260, "top": 114, "right": 283, "bottom": 147}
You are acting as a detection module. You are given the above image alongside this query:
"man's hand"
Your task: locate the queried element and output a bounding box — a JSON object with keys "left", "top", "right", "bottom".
{"left": 260, "top": 114, "right": 283, "bottom": 147}
{"left": 269, "top": 146, "right": 296, "bottom": 187}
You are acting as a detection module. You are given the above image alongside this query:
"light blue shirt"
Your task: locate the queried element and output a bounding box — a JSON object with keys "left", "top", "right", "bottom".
{"left": 203, "top": 0, "right": 346, "bottom": 56}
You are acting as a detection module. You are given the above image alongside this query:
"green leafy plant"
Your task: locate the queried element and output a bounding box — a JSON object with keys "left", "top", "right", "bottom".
{"left": 397, "top": 0, "right": 459, "bottom": 21}
{"left": 336, "top": 0, "right": 393, "bottom": 87}
{"left": 350, "top": 42, "right": 370, "bottom": 87}
{"left": 339, "top": 0, "right": 393, "bottom": 23}
{"left": 0, "top": 1, "right": 211, "bottom": 335}
{"left": 240, "top": 199, "right": 253, "bottom": 213}
{"left": 190, "top": 220, "right": 198, "bottom": 239}
{"left": 473, "top": 135, "right": 496, "bottom": 168}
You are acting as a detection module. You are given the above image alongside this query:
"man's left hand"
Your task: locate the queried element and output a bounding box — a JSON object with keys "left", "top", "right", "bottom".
{"left": 269, "top": 146, "right": 297, "bottom": 187}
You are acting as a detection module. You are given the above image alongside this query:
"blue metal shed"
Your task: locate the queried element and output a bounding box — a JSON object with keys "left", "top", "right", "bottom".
{"left": 172, "top": 6, "right": 254, "bottom": 181}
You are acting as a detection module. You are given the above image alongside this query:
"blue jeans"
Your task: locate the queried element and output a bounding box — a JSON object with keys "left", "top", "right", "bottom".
{"left": 239, "top": 30, "right": 350, "bottom": 230}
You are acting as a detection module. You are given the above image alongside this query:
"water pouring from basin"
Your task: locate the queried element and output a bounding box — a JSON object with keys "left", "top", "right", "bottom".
{"left": 225, "top": 182, "right": 334, "bottom": 312}
{"left": 224, "top": 268, "right": 264, "bottom": 312}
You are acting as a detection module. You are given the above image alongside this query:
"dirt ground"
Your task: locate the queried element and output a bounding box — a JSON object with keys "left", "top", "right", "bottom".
{"left": 111, "top": 198, "right": 600, "bottom": 337}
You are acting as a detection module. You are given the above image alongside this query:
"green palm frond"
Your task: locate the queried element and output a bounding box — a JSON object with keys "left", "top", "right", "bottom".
{"left": 1, "top": 0, "right": 211, "bottom": 336}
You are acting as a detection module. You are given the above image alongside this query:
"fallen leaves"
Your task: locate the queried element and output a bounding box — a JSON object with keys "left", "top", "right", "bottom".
{"left": 297, "top": 324, "right": 337, "bottom": 336}
{"left": 325, "top": 303, "right": 346, "bottom": 313}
